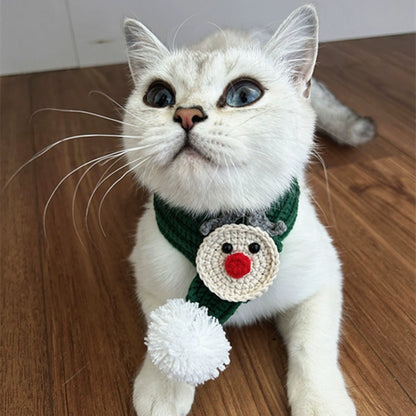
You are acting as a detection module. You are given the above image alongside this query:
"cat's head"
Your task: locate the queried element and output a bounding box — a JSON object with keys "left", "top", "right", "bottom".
{"left": 122, "top": 5, "right": 318, "bottom": 213}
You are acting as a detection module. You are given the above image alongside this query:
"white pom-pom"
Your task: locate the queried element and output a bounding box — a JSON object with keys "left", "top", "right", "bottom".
{"left": 145, "top": 299, "right": 231, "bottom": 385}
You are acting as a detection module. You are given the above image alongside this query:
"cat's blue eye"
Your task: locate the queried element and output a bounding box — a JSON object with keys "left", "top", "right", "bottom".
{"left": 224, "top": 80, "right": 263, "bottom": 107}
{"left": 145, "top": 82, "right": 175, "bottom": 108}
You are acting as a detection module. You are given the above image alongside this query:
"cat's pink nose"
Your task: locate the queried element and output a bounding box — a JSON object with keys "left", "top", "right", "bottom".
{"left": 174, "top": 106, "right": 206, "bottom": 131}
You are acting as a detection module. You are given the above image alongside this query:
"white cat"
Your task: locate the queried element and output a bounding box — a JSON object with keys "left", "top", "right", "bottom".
{"left": 122, "top": 5, "right": 372, "bottom": 415}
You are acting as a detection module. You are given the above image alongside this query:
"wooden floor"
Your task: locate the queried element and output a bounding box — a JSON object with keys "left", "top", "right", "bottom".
{"left": 1, "top": 34, "right": 415, "bottom": 416}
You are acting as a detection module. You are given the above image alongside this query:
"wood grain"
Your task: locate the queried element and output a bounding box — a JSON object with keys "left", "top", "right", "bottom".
{"left": 1, "top": 34, "right": 415, "bottom": 415}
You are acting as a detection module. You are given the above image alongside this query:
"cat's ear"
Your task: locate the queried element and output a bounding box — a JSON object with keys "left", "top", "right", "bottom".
{"left": 265, "top": 5, "right": 318, "bottom": 97}
{"left": 123, "top": 18, "right": 169, "bottom": 83}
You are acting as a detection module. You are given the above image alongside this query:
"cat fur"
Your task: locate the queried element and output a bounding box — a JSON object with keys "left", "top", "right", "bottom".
{"left": 122, "top": 5, "right": 363, "bottom": 415}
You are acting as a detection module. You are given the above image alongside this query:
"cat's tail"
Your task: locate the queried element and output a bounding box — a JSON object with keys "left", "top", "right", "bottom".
{"left": 310, "top": 78, "right": 376, "bottom": 145}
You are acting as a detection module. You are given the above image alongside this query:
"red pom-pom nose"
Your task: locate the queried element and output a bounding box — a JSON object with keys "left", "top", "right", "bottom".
{"left": 224, "top": 253, "right": 251, "bottom": 279}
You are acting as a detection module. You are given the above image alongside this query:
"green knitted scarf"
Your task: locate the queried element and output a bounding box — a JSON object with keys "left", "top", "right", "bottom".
{"left": 153, "top": 179, "right": 300, "bottom": 324}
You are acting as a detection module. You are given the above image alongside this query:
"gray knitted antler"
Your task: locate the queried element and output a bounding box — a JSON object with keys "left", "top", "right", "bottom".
{"left": 245, "top": 212, "right": 287, "bottom": 236}
{"left": 200, "top": 210, "right": 287, "bottom": 237}
{"left": 199, "top": 212, "right": 241, "bottom": 236}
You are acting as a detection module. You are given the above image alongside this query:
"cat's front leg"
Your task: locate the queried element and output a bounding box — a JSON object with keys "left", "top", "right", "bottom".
{"left": 132, "top": 291, "right": 195, "bottom": 416}
{"left": 133, "top": 353, "right": 195, "bottom": 416}
{"left": 277, "top": 278, "right": 356, "bottom": 416}
{"left": 131, "top": 207, "right": 196, "bottom": 416}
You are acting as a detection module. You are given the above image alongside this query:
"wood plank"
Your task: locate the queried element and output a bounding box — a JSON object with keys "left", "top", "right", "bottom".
{"left": 0, "top": 76, "right": 53, "bottom": 415}
{"left": 28, "top": 65, "right": 143, "bottom": 416}
{"left": 319, "top": 34, "right": 415, "bottom": 73}
{"left": 340, "top": 318, "right": 415, "bottom": 416}
{"left": 315, "top": 35, "right": 415, "bottom": 161}
{"left": 1, "top": 34, "right": 415, "bottom": 416}
{"left": 310, "top": 133, "right": 413, "bottom": 171}
{"left": 192, "top": 324, "right": 289, "bottom": 416}
{"left": 309, "top": 156, "right": 415, "bottom": 398}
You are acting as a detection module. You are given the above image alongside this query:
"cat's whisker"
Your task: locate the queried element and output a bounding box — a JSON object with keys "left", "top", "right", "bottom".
{"left": 3, "top": 133, "right": 144, "bottom": 191}
{"left": 227, "top": 155, "right": 243, "bottom": 192}
{"left": 83, "top": 155, "right": 130, "bottom": 242}
{"left": 311, "top": 147, "right": 336, "bottom": 227}
{"left": 31, "top": 107, "right": 138, "bottom": 128}
{"left": 170, "top": 14, "right": 198, "bottom": 50}
{"left": 72, "top": 159, "right": 104, "bottom": 249}
{"left": 88, "top": 90, "right": 156, "bottom": 119}
{"left": 221, "top": 154, "right": 234, "bottom": 193}
{"left": 71, "top": 153, "right": 124, "bottom": 246}
{"left": 87, "top": 156, "right": 132, "bottom": 208}
{"left": 42, "top": 149, "right": 128, "bottom": 242}
{"left": 205, "top": 163, "right": 219, "bottom": 192}
{"left": 207, "top": 21, "right": 228, "bottom": 48}
{"left": 84, "top": 153, "right": 148, "bottom": 236}
{"left": 89, "top": 90, "right": 132, "bottom": 116}
{"left": 233, "top": 110, "right": 270, "bottom": 128}
{"left": 97, "top": 156, "right": 150, "bottom": 236}
{"left": 144, "top": 156, "right": 157, "bottom": 184}
{"left": 247, "top": 146, "right": 281, "bottom": 161}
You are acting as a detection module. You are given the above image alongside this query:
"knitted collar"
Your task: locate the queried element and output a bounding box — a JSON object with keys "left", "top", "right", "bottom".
{"left": 153, "top": 179, "right": 300, "bottom": 324}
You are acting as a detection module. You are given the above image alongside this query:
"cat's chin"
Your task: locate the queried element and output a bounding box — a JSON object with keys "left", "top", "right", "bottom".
{"left": 146, "top": 163, "right": 294, "bottom": 214}
{"left": 173, "top": 145, "right": 214, "bottom": 165}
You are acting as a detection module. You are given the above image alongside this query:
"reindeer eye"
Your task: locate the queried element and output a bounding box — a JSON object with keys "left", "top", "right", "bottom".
{"left": 222, "top": 243, "right": 233, "bottom": 254}
{"left": 248, "top": 243, "right": 260, "bottom": 254}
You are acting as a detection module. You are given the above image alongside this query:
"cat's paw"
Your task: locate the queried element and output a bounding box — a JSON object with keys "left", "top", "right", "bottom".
{"left": 291, "top": 394, "right": 356, "bottom": 416}
{"left": 289, "top": 374, "right": 356, "bottom": 416}
{"left": 133, "top": 356, "right": 195, "bottom": 416}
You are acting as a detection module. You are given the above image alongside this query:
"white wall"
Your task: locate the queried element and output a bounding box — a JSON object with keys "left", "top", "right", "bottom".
{"left": 1, "top": 0, "right": 415, "bottom": 75}
{"left": 0, "top": 0, "right": 78, "bottom": 75}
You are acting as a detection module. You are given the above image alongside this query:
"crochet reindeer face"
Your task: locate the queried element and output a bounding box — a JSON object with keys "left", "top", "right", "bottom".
{"left": 196, "top": 224, "right": 279, "bottom": 303}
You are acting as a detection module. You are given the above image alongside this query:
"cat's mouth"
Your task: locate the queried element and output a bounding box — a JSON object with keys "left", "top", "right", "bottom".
{"left": 172, "top": 136, "right": 213, "bottom": 164}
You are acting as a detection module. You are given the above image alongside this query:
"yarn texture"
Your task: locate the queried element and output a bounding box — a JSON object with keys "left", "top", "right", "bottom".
{"left": 147, "top": 180, "right": 300, "bottom": 384}
{"left": 145, "top": 299, "right": 231, "bottom": 385}
{"left": 153, "top": 179, "right": 300, "bottom": 324}
{"left": 196, "top": 224, "right": 280, "bottom": 303}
